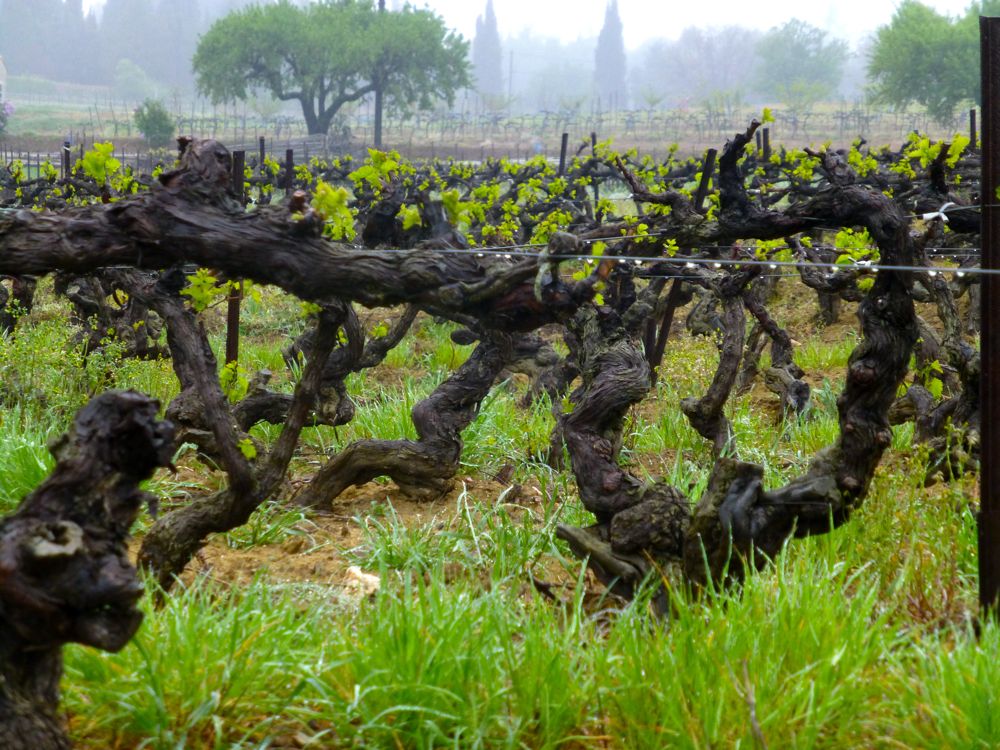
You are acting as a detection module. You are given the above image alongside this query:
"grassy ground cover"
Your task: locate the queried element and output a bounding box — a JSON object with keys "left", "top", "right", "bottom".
{"left": 0, "top": 277, "right": 992, "bottom": 749}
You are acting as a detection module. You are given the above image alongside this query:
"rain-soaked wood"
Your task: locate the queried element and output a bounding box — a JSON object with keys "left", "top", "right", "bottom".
{"left": 133, "top": 272, "right": 342, "bottom": 588}
{"left": 0, "top": 391, "right": 173, "bottom": 749}
{"left": 0, "top": 132, "right": 925, "bottom": 598}
{"left": 0, "top": 275, "right": 36, "bottom": 334}
{"left": 560, "top": 125, "right": 919, "bottom": 593}
{"left": 911, "top": 143, "right": 980, "bottom": 234}
{"left": 221, "top": 305, "right": 420, "bottom": 436}
{"left": 54, "top": 271, "right": 167, "bottom": 360}
{"left": 893, "top": 241, "right": 981, "bottom": 483}
{"left": 980, "top": 13, "right": 1000, "bottom": 614}
{"left": 294, "top": 333, "right": 513, "bottom": 507}
{"left": 684, "top": 165, "right": 919, "bottom": 584}
{"left": 680, "top": 294, "right": 744, "bottom": 455}
{"left": 743, "top": 286, "right": 810, "bottom": 415}
{"left": 555, "top": 304, "right": 689, "bottom": 603}
{"left": 677, "top": 263, "right": 760, "bottom": 451}
{"left": 0, "top": 141, "right": 604, "bottom": 333}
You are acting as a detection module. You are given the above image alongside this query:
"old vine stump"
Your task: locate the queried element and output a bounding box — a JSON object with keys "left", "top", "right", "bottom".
{"left": 0, "top": 391, "right": 173, "bottom": 748}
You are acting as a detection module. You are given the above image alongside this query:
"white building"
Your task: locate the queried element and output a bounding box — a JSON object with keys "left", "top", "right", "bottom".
{"left": 0, "top": 56, "right": 7, "bottom": 102}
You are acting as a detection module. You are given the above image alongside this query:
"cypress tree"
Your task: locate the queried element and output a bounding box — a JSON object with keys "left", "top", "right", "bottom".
{"left": 594, "top": 0, "right": 627, "bottom": 109}
{"left": 472, "top": 0, "right": 503, "bottom": 100}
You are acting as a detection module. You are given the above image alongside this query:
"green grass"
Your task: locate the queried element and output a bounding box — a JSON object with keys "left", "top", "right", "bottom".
{"left": 60, "top": 480, "right": 993, "bottom": 749}
{"left": 64, "top": 578, "right": 330, "bottom": 748}
{"left": 0, "top": 403, "right": 58, "bottom": 512}
{"left": 796, "top": 334, "right": 858, "bottom": 372}
{"left": 6, "top": 102, "right": 102, "bottom": 137}
{"left": 1, "top": 276, "right": 992, "bottom": 749}
{"left": 298, "top": 360, "right": 555, "bottom": 480}
{"left": 461, "top": 386, "right": 557, "bottom": 474}
{"left": 889, "top": 622, "right": 1000, "bottom": 748}
{"left": 605, "top": 555, "right": 898, "bottom": 749}
{"left": 221, "top": 500, "right": 314, "bottom": 550}
{"left": 349, "top": 482, "right": 570, "bottom": 580}
{"left": 300, "top": 574, "right": 597, "bottom": 749}
{"left": 629, "top": 380, "right": 707, "bottom": 457}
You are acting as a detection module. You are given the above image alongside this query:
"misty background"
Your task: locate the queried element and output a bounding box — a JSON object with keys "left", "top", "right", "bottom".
{"left": 0, "top": 0, "right": 872, "bottom": 112}
{"left": 0, "top": 0, "right": 989, "bottom": 156}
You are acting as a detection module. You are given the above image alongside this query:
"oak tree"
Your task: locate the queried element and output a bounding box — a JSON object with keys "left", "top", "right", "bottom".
{"left": 755, "top": 19, "right": 847, "bottom": 111}
{"left": 193, "top": 0, "right": 470, "bottom": 135}
{"left": 868, "top": 0, "right": 1000, "bottom": 123}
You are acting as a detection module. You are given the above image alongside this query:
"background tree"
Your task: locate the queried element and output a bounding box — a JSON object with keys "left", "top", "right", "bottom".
{"left": 754, "top": 19, "right": 847, "bottom": 111}
{"left": 99, "top": 0, "right": 159, "bottom": 85}
{"left": 472, "top": 0, "right": 503, "bottom": 103}
{"left": 630, "top": 25, "right": 762, "bottom": 109}
{"left": 52, "top": 0, "right": 98, "bottom": 84}
{"left": 0, "top": 0, "right": 302, "bottom": 91}
{"left": 193, "top": 0, "right": 470, "bottom": 136}
{"left": 0, "top": 0, "right": 63, "bottom": 80}
{"left": 594, "top": 0, "right": 627, "bottom": 110}
{"left": 868, "top": 0, "right": 1000, "bottom": 123}
{"left": 147, "top": 0, "right": 203, "bottom": 90}
{"left": 134, "top": 98, "right": 176, "bottom": 147}
{"left": 114, "top": 59, "right": 160, "bottom": 101}
{"left": 0, "top": 102, "right": 12, "bottom": 138}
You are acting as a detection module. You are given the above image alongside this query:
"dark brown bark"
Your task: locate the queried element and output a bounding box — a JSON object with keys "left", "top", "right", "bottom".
{"left": 555, "top": 305, "right": 689, "bottom": 605}
{"left": 684, "top": 165, "right": 919, "bottom": 585}
{"left": 680, "top": 294, "right": 744, "bottom": 455}
{"left": 645, "top": 279, "right": 686, "bottom": 386}
{"left": 817, "top": 291, "right": 841, "bottom": 326}
{"left": 54, "top": 271, "right": 167, "bottom": 361}
{"left": 911, "top": 143, "right": 980, "bottom": 234}
{"left": 967, "top": 282, "right": 981, "bottom": 334}
{"left": 295, "top": 334, "right": 513, "bottom": 507}
{"left": 895, "top": 247, "right": 981, "bottom": 484}
{"left": 557, "top": 125, "right": 919, "bottom": 595}
{"left": 225, "top": 305, "right": 419, "bottom": 436}
{"left": 0, "top": 142, "right": 604, "bottom": 334}
{"left": 685, "top": 287, "right": 723, "bottom": 337}
{"left": 791, "top": 239, "right": 864, "bottom": 326}
{"left": 0, "top": 391, "right": 173, "bottom": 748}
{"left": 456, "top": 329, "right": 577, "bottom": 407}
{"left": 134, "top": 274, "right": 342, "bottom": 588}
{"left": 0, "top": 275, "right": 36, "bottom": 334}
{"left": 0, "top": 145, "right": 606, "bottom": 589}
{"left": 0, "top": 131, "right": 929, "bottom": 604}
{"left": 736, "top": 322, "right": 768, "bottom": 394}
{"left": 743, "top": 287, "right": 810, "bottom": 416}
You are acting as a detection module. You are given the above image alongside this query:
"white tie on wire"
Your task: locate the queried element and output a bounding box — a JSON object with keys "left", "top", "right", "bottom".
{"left": 922, "top": 202, "right": 956, "bottom": 223}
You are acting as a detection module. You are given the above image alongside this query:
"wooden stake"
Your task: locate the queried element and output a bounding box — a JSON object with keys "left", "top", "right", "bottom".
{"left": 979, "top": 15, "right": 1000, "bottom": 616}
{"left": 225, "top": 150, "right": 246, "bottom": 367}
{"left": 694, "top": 148, "right": 718, "bottom": 213}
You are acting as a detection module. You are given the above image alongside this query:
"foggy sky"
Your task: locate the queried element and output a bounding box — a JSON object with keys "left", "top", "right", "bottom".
{"left": 83, "top": 0, "right": 978, "bottom": 48}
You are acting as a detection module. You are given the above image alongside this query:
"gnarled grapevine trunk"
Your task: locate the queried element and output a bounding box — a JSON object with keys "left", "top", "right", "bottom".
{"left": 295, "top": 333, "right": 513, "bottom": 507}
{"left": 685, "top": 145, "right": 920, "bottom": 585}
{"left": 742, "top": 285, "right": 810, "bottom": 416}
{"left": 0, "top": 141, "right": 606, "bottom": 333}
{"left": 891, "top": 243, "right": 980, "bottom": 484}
{"left": 0, "top": 391, "right": 173, "bottom": 748}
{"left": 554, "top": 304, "right": 690, "bottom": 604}
{"left": 558, "top": 123, "right": 920, "bottom": 596}
{"left": 137, "top": 286, "right": 342, "bottom": 589}
{"left": 0, "top": 131, "right": 929, "bottom": 605}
